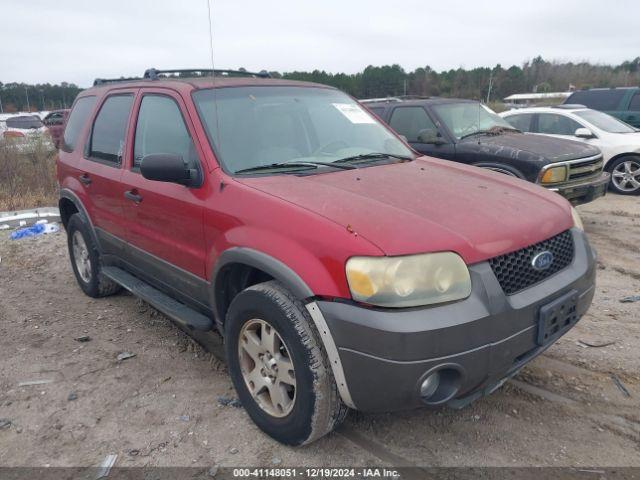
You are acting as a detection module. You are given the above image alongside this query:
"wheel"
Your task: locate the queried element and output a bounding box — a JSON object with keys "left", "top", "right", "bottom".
{"left": 67, "top": 214, "right": 121, "bottom": 298}
{"left": 608, "top": 156, "right": 640, "bottom": 195}
{"left": 225, "top": 280, "right": 347, "bottom": 445}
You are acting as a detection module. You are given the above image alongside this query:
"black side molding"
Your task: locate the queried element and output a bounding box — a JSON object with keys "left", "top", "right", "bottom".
{"left": 102, "top": 266, "right": 213, "bottom": 331}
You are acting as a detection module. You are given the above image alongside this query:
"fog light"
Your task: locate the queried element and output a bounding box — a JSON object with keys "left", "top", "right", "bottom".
{"left": 420, "top": 372, "right": 441, "bottom": 399}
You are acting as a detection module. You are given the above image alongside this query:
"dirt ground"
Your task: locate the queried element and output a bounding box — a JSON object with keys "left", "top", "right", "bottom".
{"left": 0, "top": 194, "right": 638, "bottom": 469}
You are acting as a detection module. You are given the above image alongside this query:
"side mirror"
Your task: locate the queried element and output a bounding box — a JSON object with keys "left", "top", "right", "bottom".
{"left": 574, "top": 127, "right": 594, "bottom": 139}
{"left": 418, "top": 129, "right": 446, "bottom": 145}
{"left": 140, "top": 153, "right": 195, "bottom": 186}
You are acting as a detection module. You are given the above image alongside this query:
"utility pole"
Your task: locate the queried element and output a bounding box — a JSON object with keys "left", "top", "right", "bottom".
{"left": 0, "top": 92, "right": 3, "bottom": 113}
{"left": 39, "top": 90, "right": 45, "bottom": 111}
{"left": 486, "top": 70, "right": 493, "bottom": 104}
{"left": 24, "top": 86, "right": 30, "bottom": 112}
{"left": 404, "top": 79, "right": 407, "bottom": 96}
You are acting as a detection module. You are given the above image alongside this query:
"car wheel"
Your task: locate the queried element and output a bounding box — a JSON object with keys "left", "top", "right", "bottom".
{"left": 609, "top": 156, "right": 640, "bottom": 195}
{"left": 67, "top": 214, "right": 121, "bottom": 298}
{"left": 225, "top": 280, "right": 348, "bottom": 445}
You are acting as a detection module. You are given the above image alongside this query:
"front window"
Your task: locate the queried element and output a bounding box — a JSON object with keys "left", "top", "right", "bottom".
{"left": 431, "top": 102, "right": 515, "bottom": 139}
{"left": 192, "top": 86, "right": 412, "bottom": 174}
{"left": 574, "top": 109, "right": 636, "bottom": 134}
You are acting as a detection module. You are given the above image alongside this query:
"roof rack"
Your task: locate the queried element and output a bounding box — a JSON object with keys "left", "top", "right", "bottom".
{"left": 93, "top": 68, "right": 271, "bottom": 87}
{"left": 143, "top": 68, "right": 271, "bottom": 80}
{"left": 93, "top": 76, "right": 142, "bottom": 86}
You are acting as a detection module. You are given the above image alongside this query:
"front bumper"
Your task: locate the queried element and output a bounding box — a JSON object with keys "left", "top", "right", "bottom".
{"left": 547, "top": 172, "right": 609, "bottom": 206}
{"left": 315, "top": 228, "right": 596, "bottom": 412}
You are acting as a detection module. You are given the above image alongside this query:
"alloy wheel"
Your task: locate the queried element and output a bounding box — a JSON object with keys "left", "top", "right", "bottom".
{"left": 72, "top": 231, "right": 92, "bottom": 283}
{"left": 612, "top": 160, "right": 640, "bottom": 192}
{"left": 238, "top": 319, "right": 296, "bottom": 417}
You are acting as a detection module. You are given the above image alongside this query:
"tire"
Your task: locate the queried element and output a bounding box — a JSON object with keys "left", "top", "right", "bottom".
{"left": 66, "top": 213, "right": 121, "bottom": 298}
{"left": 607, "top": 156, "right": 640, "bottom": 195}
{"left": 225, "top": 280, "right": 347, "bottom": 445}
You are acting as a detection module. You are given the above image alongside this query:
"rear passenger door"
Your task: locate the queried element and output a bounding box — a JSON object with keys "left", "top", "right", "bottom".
{"left": 79, "top": 92, "right": 136, "bottom": 256}
{"left": 120, "top": 90, "right": 209, "bottom": 308}
{"left": 388, "top": 105, "right": 455, "bottom": 159}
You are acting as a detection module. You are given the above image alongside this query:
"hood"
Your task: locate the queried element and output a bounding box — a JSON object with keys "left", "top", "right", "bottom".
{"left": 459, "top": 132, "right": 601, "bottom": 163}
{"left": 235, "top": 157, "right": 574, "bottom": 264}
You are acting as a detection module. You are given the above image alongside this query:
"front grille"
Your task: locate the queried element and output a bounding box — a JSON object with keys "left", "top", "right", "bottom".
{"left": 488, "top": 230, "right": 574, "bottom": 295}
{"left": 567, "top": 155, "right": 603, "bottom": 182}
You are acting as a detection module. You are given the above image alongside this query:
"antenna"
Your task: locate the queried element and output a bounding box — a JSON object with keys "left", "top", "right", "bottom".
{"left": 205, "top": 0, "right": 222, "bottom": 158}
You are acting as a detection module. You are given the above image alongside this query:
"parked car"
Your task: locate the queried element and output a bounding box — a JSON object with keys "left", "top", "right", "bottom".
{"left": 57, "top": 69, "right": 596, "bottom": 446}
{"left": 43, "top": 109, "right": 70, "bottom": 148}
{"left": 0, "top": 113, "right": 55, "bottom": 153}
{"left": 564, "top": 87, "right": 640, "bottom": 128}
{"left": 362, "top": 97, "right": 609, "bottom": 205}
{"left": 500, "top": 106, "right": 640, "bottom": 195}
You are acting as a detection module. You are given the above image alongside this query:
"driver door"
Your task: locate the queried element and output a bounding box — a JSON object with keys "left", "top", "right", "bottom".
{"left": 388, "top": 106, "right": 456, "bottom": 159}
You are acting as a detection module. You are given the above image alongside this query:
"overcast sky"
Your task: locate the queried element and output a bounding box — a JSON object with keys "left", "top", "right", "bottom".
{"left": 2, "top": 0, "right": 639, "bottom": 87}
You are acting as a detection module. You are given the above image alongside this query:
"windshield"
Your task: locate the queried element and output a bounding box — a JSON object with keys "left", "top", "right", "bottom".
{"left": 6, "top": 115, "right": 43, "bottom": 129}
{"left": 192, "top": 86, "right": 412, "bottom": 174}
{"left": 574, "top": 109, "right": 637, "bottom": 134}
{"left": 432, "top": 103, "right": 515, "bottom": 139}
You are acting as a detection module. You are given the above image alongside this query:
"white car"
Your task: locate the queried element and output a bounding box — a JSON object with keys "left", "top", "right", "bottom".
{"left": 500, "top": 106, "right": 640, "bottom": 195}
{"left": 0, "top": 113, "right": 55, "bottom": 154}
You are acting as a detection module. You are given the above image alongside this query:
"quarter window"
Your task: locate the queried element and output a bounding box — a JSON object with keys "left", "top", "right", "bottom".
{"left": 89, "top": 95, "right": 134, "bottom": 163}
{"left": 504, "top": 113, "right": 533, "bottom": 132}
{"left": 389, "top": 106, "right": 438, "bottom": 142}
{"left": 133, "top": 95, "right": 198, "bottom": 170}
{"left": 537, "top": 113, "right": 582, "bottom": 136}
{"left": 63, "top": 96, "right": 96, "bottom": 152}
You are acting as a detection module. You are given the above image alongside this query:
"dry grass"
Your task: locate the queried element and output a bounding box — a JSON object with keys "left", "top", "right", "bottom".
{"left": 0, "top": 141, "right": 58, "bottom": 211}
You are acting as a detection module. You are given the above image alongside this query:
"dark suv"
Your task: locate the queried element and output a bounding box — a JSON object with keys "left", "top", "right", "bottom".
{"left": 363, "top": 97, "right": 609, "bottom": 205}
{"left": 565, "top": 87, "right": 640, "bottom": 128}
{"left": 57, "top": 69, "right": 596, "bottom": 445}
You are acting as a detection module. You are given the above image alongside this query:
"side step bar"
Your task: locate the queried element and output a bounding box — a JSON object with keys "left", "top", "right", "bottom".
{"left": 101, "top": 266, "right": 213, "bottom": 332}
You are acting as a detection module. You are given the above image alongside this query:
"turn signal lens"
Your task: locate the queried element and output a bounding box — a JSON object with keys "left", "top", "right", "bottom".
{"left": 540, "top": 166, "right": 567, "bottom": 184}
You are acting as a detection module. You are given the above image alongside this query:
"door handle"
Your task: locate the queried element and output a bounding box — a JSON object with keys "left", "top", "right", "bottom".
{"left": 78, "top": 173, "right": 92, "bottom": 186}
{"left": 124, "top": 190, "right": 143, "bottom": 204}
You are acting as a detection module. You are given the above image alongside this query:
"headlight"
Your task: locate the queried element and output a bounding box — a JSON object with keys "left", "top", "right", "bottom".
{"left": 571, "top": 207, "right": 583, "bottom": 231}
{"left": 345, "top": 252, "right": 472, "bottom": 308}
{"left": 540, "top": 166, "right": 567, "bottom": 184}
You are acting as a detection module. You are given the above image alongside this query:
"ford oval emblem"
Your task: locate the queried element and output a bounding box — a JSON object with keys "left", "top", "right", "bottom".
{"left": 532, "top": 251, "right": 554, "bottom": 271}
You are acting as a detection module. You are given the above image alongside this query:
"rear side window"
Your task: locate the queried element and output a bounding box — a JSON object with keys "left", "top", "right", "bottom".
{"left": 537, "top": 113, "right": 582, "bottom": 135}
{"left": 504, "top": 113, "right": 533, "bottom": 132}
{"left": 89, "top": 95, "right": 134, "bottom": 164}
{"left": 133, "top": 95, "right": 198, "bottom": 169}
{"left": 389, "top": 106, "right": 438, "bottom": 142}
{"left": 6, "top": 116, "right": 43, "bottom": 129}
{"left": 629, "top": 93, "right": 640, "bottom": 111}
{"left": 63, "top": 96, "right": 96, "bottom": 152}
{"left": 568, "top": 90, "right": 626, "bottom": 110}
{"left": 368, "top": 106, "right": 385, "bottom": 118}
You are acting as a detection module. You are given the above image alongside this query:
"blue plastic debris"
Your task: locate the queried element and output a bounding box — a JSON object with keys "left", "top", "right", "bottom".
{"left": 9, "top": 223, "right": 59, "bottom": 240}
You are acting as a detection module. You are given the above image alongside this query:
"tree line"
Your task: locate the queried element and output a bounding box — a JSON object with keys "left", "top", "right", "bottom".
{"left": 1, "top": 56, "right": 638, "bottom": 112}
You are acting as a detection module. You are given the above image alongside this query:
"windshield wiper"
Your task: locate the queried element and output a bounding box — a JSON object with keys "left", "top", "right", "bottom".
{"left": 334, "top": 152, "right": 413, "bottom": 164}
{"left": 234, "top": 160, "right": 355, "bottom": 175}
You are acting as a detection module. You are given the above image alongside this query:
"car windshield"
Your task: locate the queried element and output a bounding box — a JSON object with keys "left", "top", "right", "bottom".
{"left": 192, "top": 86, "right": 413, "bottom": 174}
{"left": 432, "top": 102, "right": 515, "bottom": 139}
{"left": 6, "top": 115, "right": 43, "bottom": 129}
{"left": 574, "top": 109, "right": 637, "bottom": 134}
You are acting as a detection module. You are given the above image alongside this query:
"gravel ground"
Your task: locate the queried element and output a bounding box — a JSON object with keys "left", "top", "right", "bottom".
{"left": 0, "top": 193, "right": 638, "bottom": 469}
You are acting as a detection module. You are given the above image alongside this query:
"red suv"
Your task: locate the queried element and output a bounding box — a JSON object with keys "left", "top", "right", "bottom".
{"left": 57, "top": 68, "right": 596, "bottom": 445}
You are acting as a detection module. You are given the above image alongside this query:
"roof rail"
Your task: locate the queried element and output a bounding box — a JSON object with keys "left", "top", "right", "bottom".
{"left": 93, "top": 76, "right": 142, "bottom": 87}
{"left": 359, "top": 95, "right": 430, "bottom": 104}
{"left": 143, "top": 68, "right": 271, "bottom": 80}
